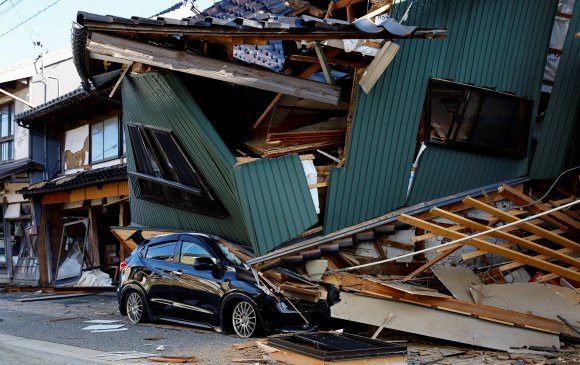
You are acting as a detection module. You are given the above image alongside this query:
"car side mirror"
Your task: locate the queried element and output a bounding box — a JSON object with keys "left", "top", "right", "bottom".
{"left": 193, "top": 256, "right": 217, "bottom": 270}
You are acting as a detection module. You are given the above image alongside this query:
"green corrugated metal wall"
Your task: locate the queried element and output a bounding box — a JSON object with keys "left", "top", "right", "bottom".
{"left": 233, "top": 155, "right": 317, "bottom": 254}
{"left": 323, "top": 0, "right": 556, "bottom": 233}
{"left": 530, "top": 4, "right": 580, "bottom": 178}
{"left": 122, "top": 72, "right": 317, "bottom": 254}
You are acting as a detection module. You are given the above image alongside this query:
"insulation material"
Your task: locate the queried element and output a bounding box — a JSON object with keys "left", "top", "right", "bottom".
{"left": 76, "top": 269, "right": 113, "bottom": 287}
{"left": 301, "top": 160, "right": 320, "bottom": 214}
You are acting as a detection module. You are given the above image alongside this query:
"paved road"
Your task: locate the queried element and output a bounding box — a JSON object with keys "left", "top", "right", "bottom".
{"left": 0, "top": 290, "right": 245, "bottom": 364}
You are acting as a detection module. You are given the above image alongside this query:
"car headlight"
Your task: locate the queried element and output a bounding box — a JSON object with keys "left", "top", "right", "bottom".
{"left": 276, "top": 301, "right": 297, "bottom": 313}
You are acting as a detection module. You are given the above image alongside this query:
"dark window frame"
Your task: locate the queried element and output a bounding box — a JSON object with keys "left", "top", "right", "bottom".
{"left": 177, "top": 239, "right": 216, "bottom": 265}
{"left": 127, "top": 123, "right": 228, "bottom": 218}
{"left": 0, "top": 102, "right": 15, "bottom": 163}
{"left": 145, "top": 241, "right": 178, "bottom": 262}
{"left": 424, "top": 78, "right": 533, "bottom": 158}
{"left": 90, "top": 114, "right": 125, "bottom": 164}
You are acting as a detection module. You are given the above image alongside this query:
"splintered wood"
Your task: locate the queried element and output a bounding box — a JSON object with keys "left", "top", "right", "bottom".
{"left": 399, "top": 185, "right": 580, "bottom": 283}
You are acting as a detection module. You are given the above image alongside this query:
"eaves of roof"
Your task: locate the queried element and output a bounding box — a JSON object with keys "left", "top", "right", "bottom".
{"left": 17, "top": 163, "right": 127, "bottom": 197}
{"left": 0, "top": 159, "right": 43, "bottom": 181}
{"left": 15, "top": 85, "right": 116, "bottom": 128}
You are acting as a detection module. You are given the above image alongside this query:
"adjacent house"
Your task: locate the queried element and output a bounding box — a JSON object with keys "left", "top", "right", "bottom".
{"left": 16, "top": 85, "right": 127, "bottom": 286}
{"left": 0, "top": 49, "right": 80, "bottom": 285}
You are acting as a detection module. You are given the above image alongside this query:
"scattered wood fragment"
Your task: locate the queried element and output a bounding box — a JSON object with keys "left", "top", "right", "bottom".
{"left": 47, "top": 316, "right": 79, "bottom": 323}
{"left": 232, "top": 341, "right": 259, "bottom": 350}
{"left": 231, "top": 359, "right": 269, "bottom": 364}
{"left": 147, "top": 355, "right": 198, "bottom": 363}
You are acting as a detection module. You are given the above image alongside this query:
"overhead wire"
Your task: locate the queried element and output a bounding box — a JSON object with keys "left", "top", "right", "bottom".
{"left": 0, "top": 0, "right": 61, "bottom": 39}
{"left": 0, "top": 0, "right": 21, "bottom": 16}
{"left": 516, "top": 165, "right": 580, "bottom": 209}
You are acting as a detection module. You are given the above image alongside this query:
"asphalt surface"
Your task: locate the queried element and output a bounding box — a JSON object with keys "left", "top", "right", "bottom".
{"left": 0, "top": 290, "right": 245, "bottom": 364}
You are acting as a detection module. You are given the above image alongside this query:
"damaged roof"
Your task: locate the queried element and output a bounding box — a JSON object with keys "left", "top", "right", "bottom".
{"left": 18, "top": 163, "right": 127, "bottom": 197}
{"left": 15, "top": 85, "right": 118, "bottom": 128}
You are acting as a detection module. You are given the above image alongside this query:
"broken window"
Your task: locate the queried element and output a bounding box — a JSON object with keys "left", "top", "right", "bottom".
{"left": 0, "top": 102, "right": 14, "bottom": 162}
{"left": 91, "top": 115, "right": 123, "bottom": 163}
{"left": 127, "top": 123, "right": 228, "bottom": 218}
{"left": 425, "top": 78, "right": 533, "bottom": 158}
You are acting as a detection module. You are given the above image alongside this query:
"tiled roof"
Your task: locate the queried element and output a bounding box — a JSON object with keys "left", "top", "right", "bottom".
{"left": 0, "top": 159, "right": 43, "bottom": 181}
{"left": 18, "top": 163, "right": 127, "bottom": 196}
{"left": 15, "top": 85, "right": 117, "bottom": 128}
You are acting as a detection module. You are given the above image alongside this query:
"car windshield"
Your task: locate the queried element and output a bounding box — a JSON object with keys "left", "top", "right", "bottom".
{"left": 216, "top": 240, "right": 248, "bottom": 265}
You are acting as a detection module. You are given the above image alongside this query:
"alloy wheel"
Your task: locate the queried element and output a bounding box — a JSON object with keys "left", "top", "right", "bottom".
{"left": 232, "top": 301, "right": 257, "bottom": 338}
{"left": 126, "top": 291, "right": 144, "bottom": 323}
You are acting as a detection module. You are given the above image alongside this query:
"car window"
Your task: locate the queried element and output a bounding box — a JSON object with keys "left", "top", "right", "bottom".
{"left": 180, "top": 240, "right": 213, "bottom": 265}
{"left": 145, "top": 242, "right": 177, "bottom": 261}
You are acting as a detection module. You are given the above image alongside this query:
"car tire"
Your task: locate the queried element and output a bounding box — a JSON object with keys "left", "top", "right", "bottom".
{"left": 231, "top": 300, "right": 260, "bottom": 338}
{"left": 125, "top": 289, "right": 149, "bottom": 323}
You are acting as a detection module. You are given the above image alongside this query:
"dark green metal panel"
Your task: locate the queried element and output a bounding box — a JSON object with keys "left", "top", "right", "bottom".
{"left": 122, "top": 72, "right": 317, "bottom": 254}
{"left": 233, "top": 155, "right": 317, "bottom": 255}
{"left": 324, "top": 0, "right": 556, "bottom": 233}
{"left": 530, "top": 4, "right": 580, "bottom": 178}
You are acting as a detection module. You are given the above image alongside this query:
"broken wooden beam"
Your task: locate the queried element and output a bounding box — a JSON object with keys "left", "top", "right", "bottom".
{"left": 398, "top": 214, "right": 580, "bottom": 282}
{"left": 87, "top": 32, "right": 341, "bottom": 105}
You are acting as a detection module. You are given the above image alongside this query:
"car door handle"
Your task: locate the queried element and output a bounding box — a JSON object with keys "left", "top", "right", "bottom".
{"left": 172, "top": 270, "right": 183, "bottom": 276}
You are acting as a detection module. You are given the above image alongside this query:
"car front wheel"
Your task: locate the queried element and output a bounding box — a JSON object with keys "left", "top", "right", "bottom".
{"left": 232, "top": 300, "right": 259, "bottom": 338}
{"left": 125, "top": 290, "right": 149, "bottom": 323}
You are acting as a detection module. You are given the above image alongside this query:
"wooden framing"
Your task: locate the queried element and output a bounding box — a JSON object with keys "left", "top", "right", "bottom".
{"left": 87, "top": 32, "right": 341, "bottom": 105}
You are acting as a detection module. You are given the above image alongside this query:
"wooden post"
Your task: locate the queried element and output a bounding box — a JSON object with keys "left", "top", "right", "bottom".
{"left": 37, "top": 205, "right": 49, "bottom": 285}
{"left": 88, "top": 207, "right": 100, "bottom": 267}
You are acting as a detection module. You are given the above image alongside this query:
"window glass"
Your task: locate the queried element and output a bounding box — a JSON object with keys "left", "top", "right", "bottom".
{"left": 145, "top": 242, "right": 176, "bottom": 261}
{"left": 91, "top": 122, "right": 104, "bottom": 162}
{"left": 103, "top": 118, "right": 119, "bottom": 160}
{"left": 180, "top": 240, "right": 213, "bottom": 265}
{"left": 91, "top": 116, "right": 121, "bottom": 163}
{"left": 0, "top": 141, "right": 12, "bottom": 161}
{"left": 126, "top": 123, "right": 228, "bottom": 218}
{"left": 426, "top": 79, "right": 532, "bottom": 158}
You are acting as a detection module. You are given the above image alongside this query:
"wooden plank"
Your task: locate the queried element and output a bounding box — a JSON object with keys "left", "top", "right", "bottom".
{"left": 331, "top": 293, "right": 561, "bottom": 351}
{"left": 359, "top": 41, "right": 400, "bottom": 94}
{"left": 308, "top": 182, "right": 328, "bottom": 189}
{"left": 499, "top": 246, "right": 573, "bottom": 272}
{"left": 463, "top": 197, "right": 580, "bottom": 251}
{"left": 498, "top": 185, "right": 580, "bottom": 235}
{"left": 88, "top": 32, "right": 341, "bottom": 105}
{"left": 403, "top": 244, "right": 463, "bottom": 281}
{"left": 431, "top": 207, "right": 580, "bottom": 267}
{"left": 461, "top": 228, "right": 565, "bottom": 260}
{"left": 287, "top": 54, "right": 368, "bottom": 68}
{"left": 398, "top": 214, "right": 580, "bottom": 282}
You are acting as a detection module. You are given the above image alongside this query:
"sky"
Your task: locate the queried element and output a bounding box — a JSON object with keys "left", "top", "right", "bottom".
{"left": 0, "top": 0, "right": 212, "bottom": 69}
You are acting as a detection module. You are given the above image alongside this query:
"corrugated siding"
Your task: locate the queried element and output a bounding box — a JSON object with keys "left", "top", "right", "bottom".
{"left": 122, "top": 72, "right": 251, "bottom": 246}
{"left": 233, "top": 155, "right": 318, "bottom": 254}
{"left": 324, "top": 0, "right": 556, "bottom": 233}
{"left": 122, "top": 72, "right": 317, "bottom": 254}
{"left": 530, "top": 4, "right": 580, "bottom": 178}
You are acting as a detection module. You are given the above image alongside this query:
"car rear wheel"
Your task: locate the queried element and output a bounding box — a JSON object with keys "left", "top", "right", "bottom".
{"left": 125, "top": 290, "right": 149, "bottom": 323}
{"left": 232, "top": 300, "right": 259, "bottom": 338}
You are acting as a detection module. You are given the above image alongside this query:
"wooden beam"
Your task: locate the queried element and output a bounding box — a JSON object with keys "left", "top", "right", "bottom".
{"left": 403, "top": 244, "right": 463, "bottom": 281}
{"left": 287, "top": 54, "right": 368, "bottom": 68}
{"left": 88, "top": 32, "right": 340, "bottom": 105}
{"left": 431, "top": 208, "right": 580, "bottom": 268}
{"left": 498, "top": 185, "right": 580, "bottom": 236}
{"left": 398, "top": 214, "right": 580, "bottom": 282}
{"left": 499, "top": 247, "right": 573, "bottom": 272}
{"left": 463, "top": 228, "right": 564, "bottom": 261}
{"left": 463, "top": 197, "right": 580, "bottom": 251}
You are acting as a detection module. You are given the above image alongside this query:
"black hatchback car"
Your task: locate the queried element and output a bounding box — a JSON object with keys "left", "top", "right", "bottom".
{"left": 118, "top": 232, "right": 330, "bottom": 337}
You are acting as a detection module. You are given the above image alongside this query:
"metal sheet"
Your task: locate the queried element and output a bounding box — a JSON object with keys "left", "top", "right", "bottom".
{"left": 530, "top": 3, "right": 580, "bottom": 178}
{"left": 323, "top": 0, "right": 556, "bottom": 233}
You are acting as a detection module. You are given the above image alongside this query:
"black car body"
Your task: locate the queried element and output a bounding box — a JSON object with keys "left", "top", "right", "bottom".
{"left": 117, "top": 232, "right": 331, "bottom": 337}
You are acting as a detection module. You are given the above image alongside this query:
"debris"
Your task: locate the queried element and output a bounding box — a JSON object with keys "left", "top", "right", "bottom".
{"left": 233, "top": 341, "right": 260, "bottom": 350}
{"left": 82, "top": 324, "right": 125, "bottom": 331}
{"left": 16, "top": 293, "right": 94, "bottom": 302}
{"left": 147, "top": 356, "right": 198, "bottom": 363}
{"left": 144, "top": 336, "right": 166, "bottom": 341}
{"left": 231, "top": 359, "right": 269, "bottom": 363}
{"left": 156, "top": 345, "right": 165, "bottom": 351}
{"left": 47, "top": 316, "right": 79, "bottom": 323}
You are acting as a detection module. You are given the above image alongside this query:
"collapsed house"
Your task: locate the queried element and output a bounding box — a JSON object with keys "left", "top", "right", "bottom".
{"left": 15, "top": 0, "right": 580, "bottom": 352}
